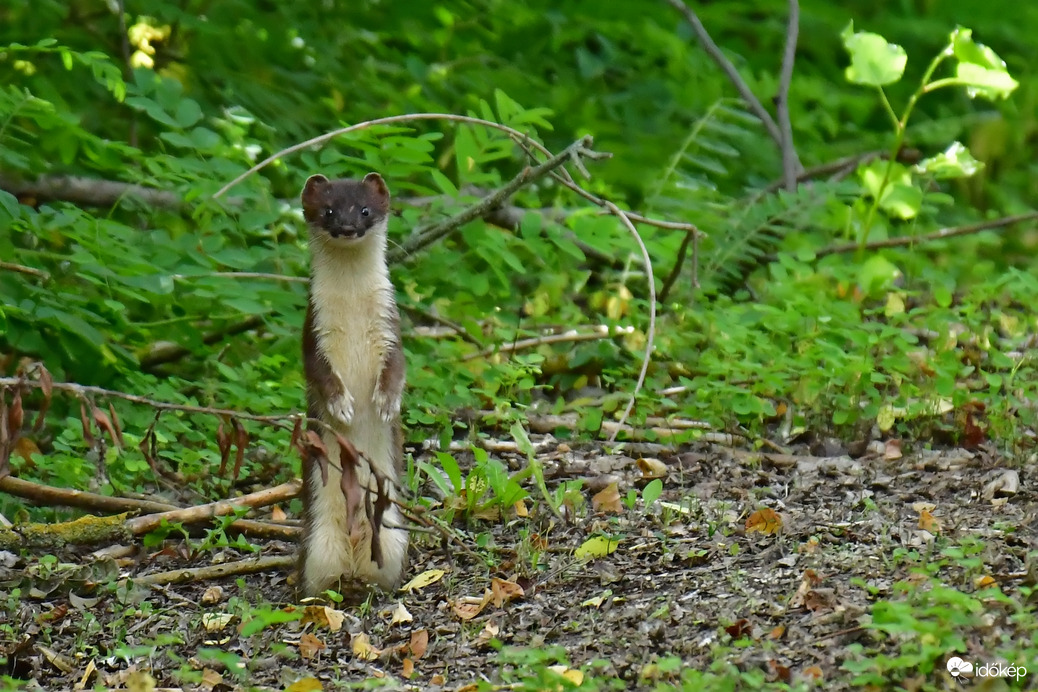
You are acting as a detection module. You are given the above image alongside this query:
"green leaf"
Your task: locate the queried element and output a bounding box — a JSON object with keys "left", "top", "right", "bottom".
{"left": 913, "top": 142, "right": 983, "bottom": 179}
{"left": 880, "top": 182, "right": 922, "bottom": 220}
{"left": 174, "top": 99, "right": 203, "bottom": 128}
{"left": 954, "top": 62, "right": 1018, "bottom": 100}
{"left": 642, "top": 478, "right": 663, "bottom": 507}
{"left": 858, "top": 255, "right": 902, "bottom": 295}
{"left": 430, "top": 169, "right": 458, "bottom": 196}
{"left": 435, "top": 451, "right": 462, "bottom": 493}
{"left": 841, "top": 22, "right": 907, "bottom": 86}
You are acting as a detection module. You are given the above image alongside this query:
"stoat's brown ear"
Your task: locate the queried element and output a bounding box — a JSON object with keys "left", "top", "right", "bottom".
{"left": 302, "top": 174, "right": 328, "bottom": 204}
{"left": 363, "top": 172, "right": 389, "bottom": 200}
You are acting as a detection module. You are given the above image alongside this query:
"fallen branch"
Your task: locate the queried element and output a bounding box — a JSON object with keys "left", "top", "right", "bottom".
{"left": 658, "top": 229, "right": 698, "bottom": 304}
{"left": 123, "top": 481, "right": 301, "bottom": 535}
{"left": 127, "top": 555, "right": 295, "bottom": 587}
{"left": 0, "top": 475, "right": 301, "bottom": 541}
{"left": 810, "top": 212, "right": 1038, "bottom": 260}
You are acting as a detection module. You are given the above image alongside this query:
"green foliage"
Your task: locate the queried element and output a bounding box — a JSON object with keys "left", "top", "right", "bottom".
{"left": 845, "top": 580, "right": 1037, "bottom": 688}
{"left": 1, "top": 2, "right": 1036, "bottom": 525}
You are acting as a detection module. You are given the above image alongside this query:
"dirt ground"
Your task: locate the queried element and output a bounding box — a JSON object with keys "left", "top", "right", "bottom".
{"left": 2, "top": 433, "right": 1035, "bottom": 690}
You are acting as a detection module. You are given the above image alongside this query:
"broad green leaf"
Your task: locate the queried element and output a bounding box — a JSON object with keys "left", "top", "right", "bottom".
{"left": 430, "top": 169, "right": 458, "bottom": 196}
{"left": 858, "top": 255, "right": 902, "bottom": 295}
{"left": 642, "top": 478, "right": 663, "bottom": 507}
{"left": 435, "top": 451, "right": 462, "bottom": 493}
{"left": 841, "top": 23, "right": 907, "bottom": 86}
{"left": 914, "top": 142, "right": 983, "bottom": 179}
{"left": 954, "top": 63, "right": 1018, "bottom": 100}
{"left": 879, "top": 182, "right": 922, "bottom": 219}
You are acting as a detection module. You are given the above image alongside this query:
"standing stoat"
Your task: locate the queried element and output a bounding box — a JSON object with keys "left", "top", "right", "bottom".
{"left": 298, "top": 172, "right": 408, "bottom": 597}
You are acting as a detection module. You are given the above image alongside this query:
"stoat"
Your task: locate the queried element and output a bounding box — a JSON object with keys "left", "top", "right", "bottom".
{"left": 298, "top": 172, "right": 408, "bottom": 597}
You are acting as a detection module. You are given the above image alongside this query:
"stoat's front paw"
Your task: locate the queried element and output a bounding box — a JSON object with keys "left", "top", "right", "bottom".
{"left": 372, "top": 389, "right": 401, "bottom": 423}
{"left": 327, "top": 389, "right": 355, "bottom": 425}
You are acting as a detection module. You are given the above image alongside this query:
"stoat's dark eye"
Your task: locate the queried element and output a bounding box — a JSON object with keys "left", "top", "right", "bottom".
{"left": 324, "top": 207, "right": 334, "bottom": 218}
{"left": 360, "top": 207, "right": 370, "bottom": 217}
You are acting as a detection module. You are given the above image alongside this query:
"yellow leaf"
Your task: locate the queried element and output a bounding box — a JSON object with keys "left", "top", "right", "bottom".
{"left": 745, "top": 508, "right": 782, "bottom": 535}
{"left": 286, "top": 677, "right": 323, "bottom": 692}
{"left": 636, "top": 457, "right": 667, "bottom": 479}
{"left": 575, "top": 536, "right": 619, "bottom": 560}
{"left": 352, "top": 632, "right": 381, "bottom": 661}
{"left": 401, "top": 569, "right": 446, "bottom": 592}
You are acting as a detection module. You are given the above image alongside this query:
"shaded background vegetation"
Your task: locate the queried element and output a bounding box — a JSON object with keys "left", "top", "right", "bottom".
{"left": 1, "top": 0, "right": 1037, "bottom": 511}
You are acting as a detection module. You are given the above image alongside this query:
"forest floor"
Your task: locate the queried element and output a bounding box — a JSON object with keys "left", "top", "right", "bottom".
{"left": 2, "top": 433, "right": 1036, "bottom": 691}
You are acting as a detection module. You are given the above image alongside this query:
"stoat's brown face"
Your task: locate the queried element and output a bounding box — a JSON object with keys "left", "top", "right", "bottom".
{"left": 301, "top": 172, "right": 390, "bottom": 241}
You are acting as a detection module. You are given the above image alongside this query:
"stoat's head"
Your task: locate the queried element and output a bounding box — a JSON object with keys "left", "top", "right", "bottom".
{"left": 301, "top": 172, "right": 390, "bottom": 244}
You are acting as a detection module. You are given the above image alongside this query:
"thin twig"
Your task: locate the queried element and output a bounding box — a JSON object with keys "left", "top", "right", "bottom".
{"left": 400, "top": 304, "right": 482, "bottom": 347}
{"left": 0, "top": 376, "right": 299, "bottom": 428}
{"left": 659, "top": 230, "right": 696, "bottom": 304}
{"left": 664, "top": 0, "right": 783, "bottom": 148}
{"left": 463, "top": 325, "right": 635, "bottom": 362}
{"left": 777, "top": 0, "right": 802, "bottom": 189}
{"left": 388, "top": 136, "right": 606, "bottom": 263}
{"left": 0, "top": 261, "right": 49, "bottom": 279}
{"left": 601, "top": 203, "right": 656, "bottom": 442}
{"left": 213, "top": 113, "right": 561, "bottom": 199}
{"left": 139, "top": 314, "right": 267, "bottom": 369}
{"left": 810, "top": 212, "right": 1038, "bottom": 260}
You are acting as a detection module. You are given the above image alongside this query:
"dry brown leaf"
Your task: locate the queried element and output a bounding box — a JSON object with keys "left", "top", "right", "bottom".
{"left": 636, "top": 457, "right": 667, "bottom": 479}
{"left": 490, "top": 578, "right": 525, "bottom": 608}
{"left": 768, "top": 660, "right": 791, "bottom": 683}
{"left": 790, "top": 569, "right": 822, "bottom": 608}
{"left": 301, "top": 605, "right": 344, "bottom": 632}
{"left": 802, "top": 665, "right": 824, "bottom": 680}
{"left": 13, "top": 436, "right": 40, "bottom": 463}
{"left": 199, "top": 668, "right": 223, "bottom": 691}
{"left": 452, "top": 591, "right": 491, "bottom": 620}
{"left": 200, "top": 586, "right": 223, "bottom": 606}
{"left": 299, "top": 633, "right": 325, "bottom": 660}
{"left": 409, "top": 629, "right": 429, "bottom": 659}
{"left": 401, "top": 658, "right": 414, "bottom": 678}
{"left": 883, "top": 439, "right": 902, "bottom": 460}
{"left": 917, "top": 508, "right": 941, "bottom": 533}
{"left": 271, "top": 504, "right": 287, "bottom": 521}
{"left": 592, "top": 482, "right": 623, "bottom": 514}
{"left": 513, "top": 499, "right": 529, "bottom": 518}
{"left": 475, "top": 621, "right": 500, "bottom": 647}
{"left": 745, "top": 508, "right": 782, "bottom": 535}
{"left": 768, "top": 624, "right": 785, "bottom": 640}
{"left": 724, "top": 619, "right": 752, "bottom": 640}
{"left": 390, "top": 601, "right": 413, "bottom": 626}
{"left": 351, "top": 632, "right": 381, "bottom": 661}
